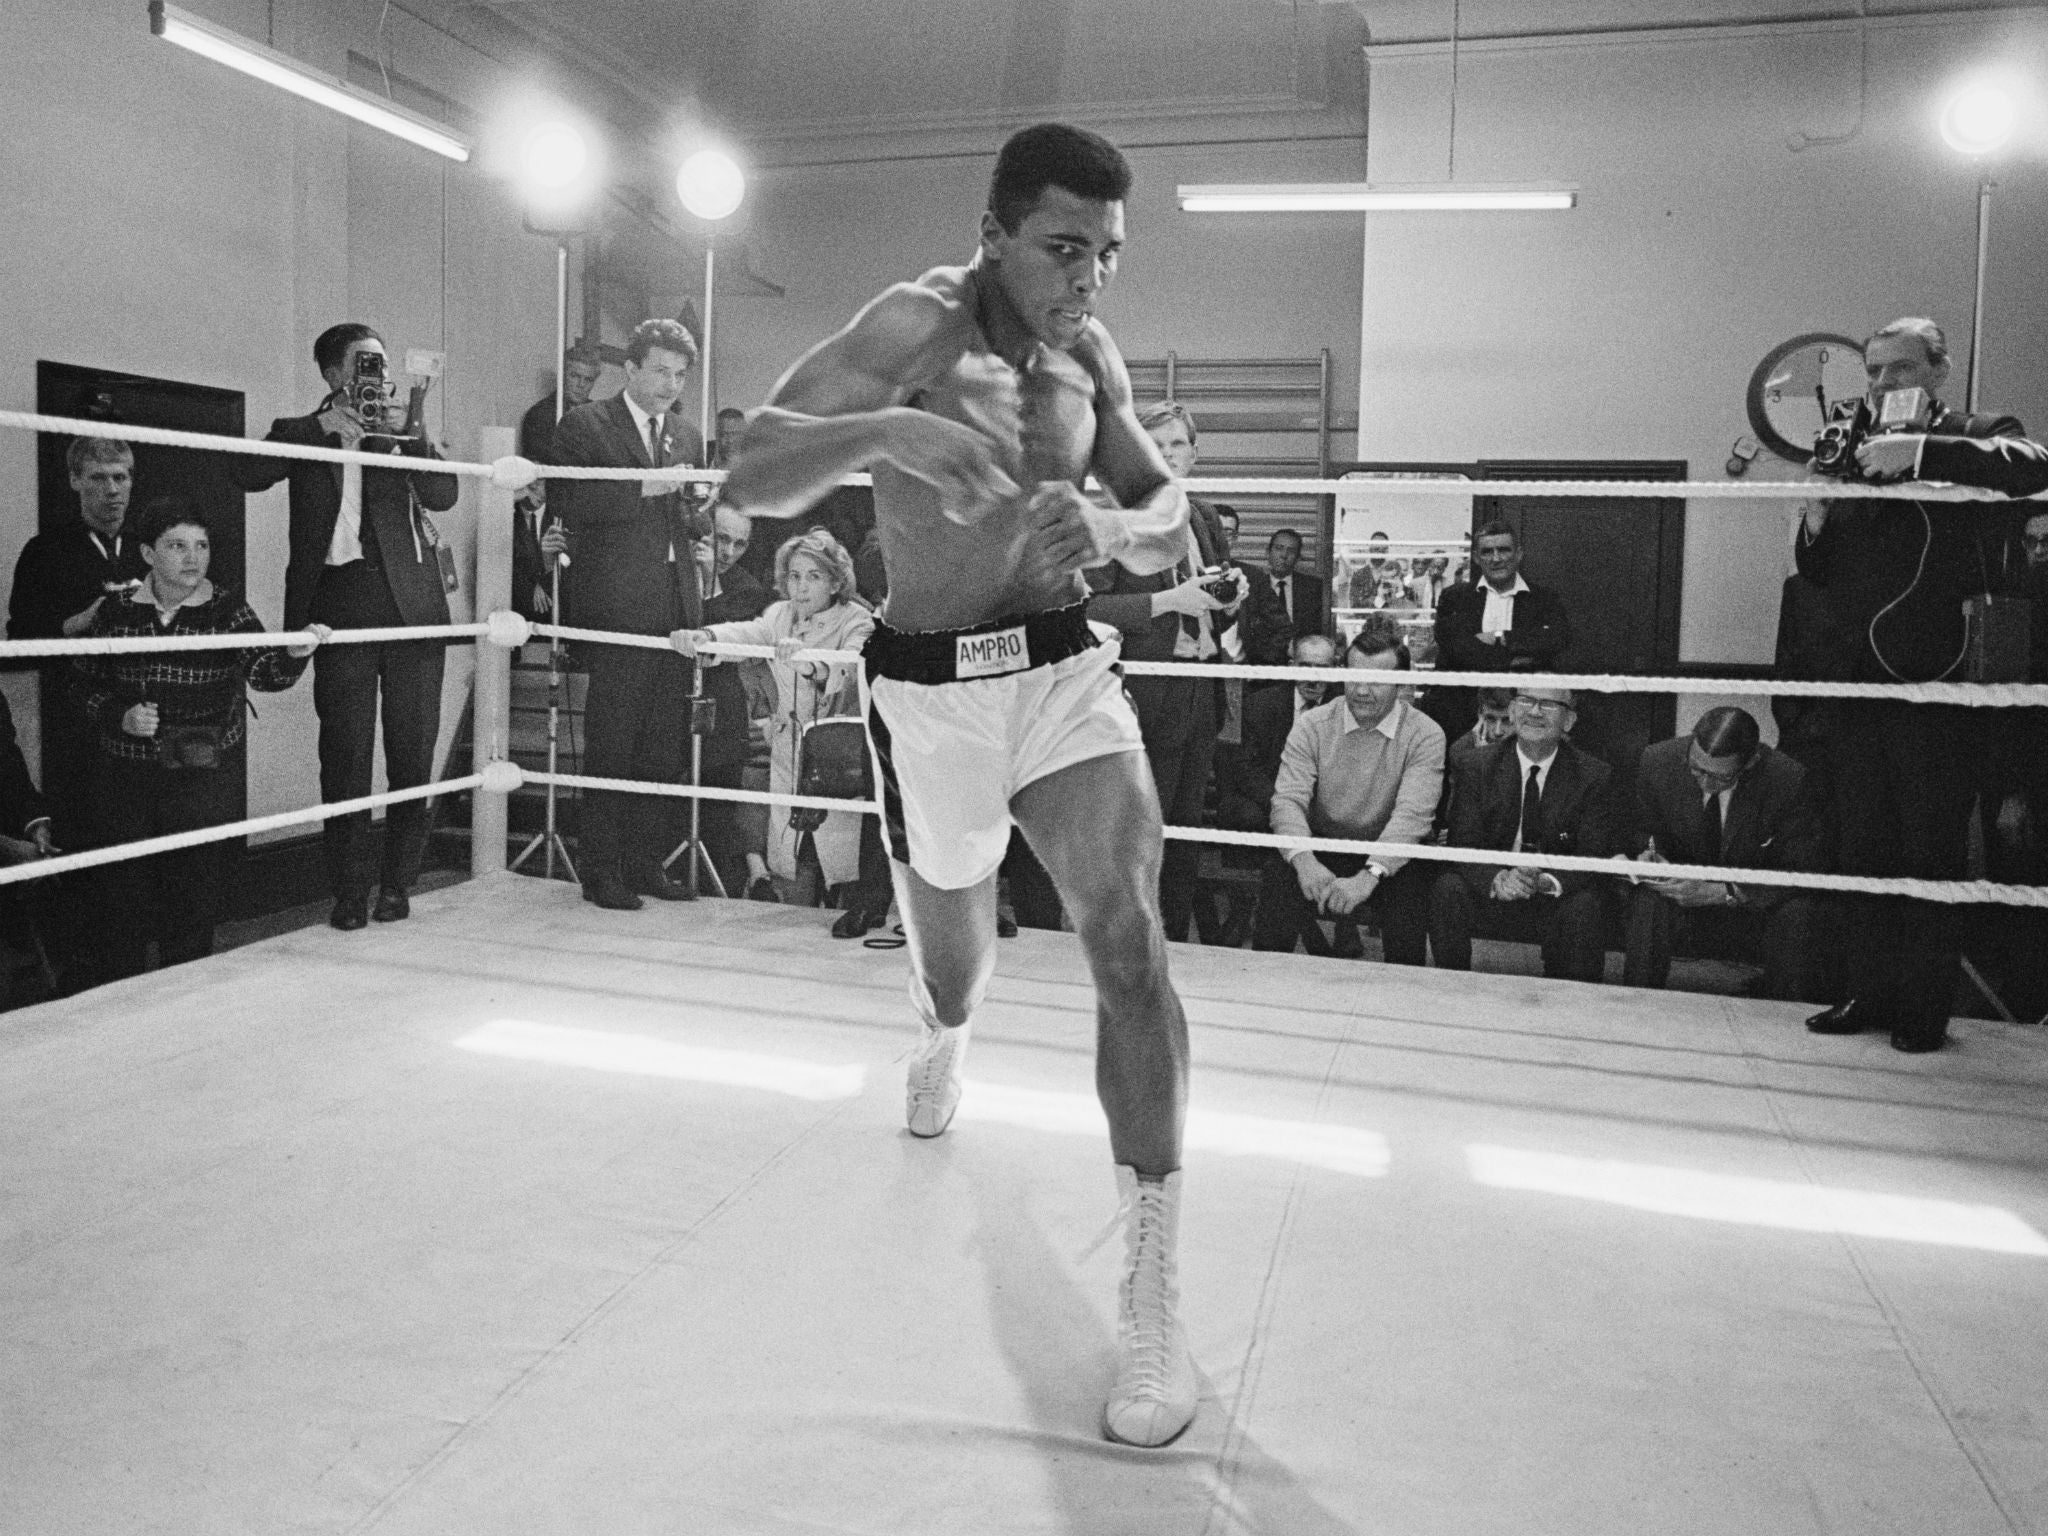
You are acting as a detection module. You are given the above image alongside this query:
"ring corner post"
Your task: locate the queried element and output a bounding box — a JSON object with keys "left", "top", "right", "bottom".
{"left": 472, "top": 425, "right": 517, "bottom": 877}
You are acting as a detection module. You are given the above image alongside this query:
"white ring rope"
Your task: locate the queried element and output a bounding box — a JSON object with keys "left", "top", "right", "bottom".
{"left": 2, "top": 406, "right": 2030, "bottom": 500}
{"left": 0, "top": 622, "right": 487, "bottom": 660}
{"left": 0, "top": 776, "right": 479, "bottom": 889}
{"left": 6, "top": 411, "right": 2042, "bottom": 911}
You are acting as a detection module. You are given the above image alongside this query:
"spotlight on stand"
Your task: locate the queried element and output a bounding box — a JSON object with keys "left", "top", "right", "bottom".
{"left": 1941, "top": 83, "right": 2017, "bottom": 156}
{"left": 675, "top": 149, "right": 746, "bottom": 222}
{"left": 520, "top": 122, "right": 590, "bottom": 197}
{"left": 1939, "top": 83, "right": 2017, "bottom": 411}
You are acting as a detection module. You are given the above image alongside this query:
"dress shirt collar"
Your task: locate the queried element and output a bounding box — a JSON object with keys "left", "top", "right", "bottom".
{"left": 1484, "top": 573, "right": 1532, "bottom": 599}
{"left": 87, "top": 531, "right": 121, "bottom": 562}
{"left": 1515, "top": 742, "right": 1559, "bottom": 790}
{"left": 1340, "top": 695, "right": 1407, "bottom": 741}
{"left": 621, "top": 391, "right": 661, "bottom": 456}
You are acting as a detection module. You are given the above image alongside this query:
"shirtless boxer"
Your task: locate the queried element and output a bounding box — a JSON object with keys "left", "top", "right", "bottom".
{"left": 675, "top": 124, "right": 1199, "bottom": 1447}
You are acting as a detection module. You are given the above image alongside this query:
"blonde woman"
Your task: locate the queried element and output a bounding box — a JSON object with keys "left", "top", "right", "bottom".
{"left": 673, "top": 528, "right": 875, "bottom": 898}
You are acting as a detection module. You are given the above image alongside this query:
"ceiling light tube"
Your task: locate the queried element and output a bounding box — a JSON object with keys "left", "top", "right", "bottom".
{"left": 148, "top": 1, "right": 470, "bottom": 162}
{"left": 1179, "top": 183, "right": 1577, "bottom": 213}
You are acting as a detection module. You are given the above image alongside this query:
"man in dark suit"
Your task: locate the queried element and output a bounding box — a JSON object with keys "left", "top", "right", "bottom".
{"left": 1623, "top": 707, "right": 1824, "bottom": 1002}
{"left": 550, "top": 317, "right": 712, "bottom": 910}
{"left": 8, "top": 436, "right": 147, "bottom": 857}
{"left": 1086, "top": 438, "right": 1239, "bottom": 941}
{"left": 1795, "top": 317, "right": 2027, "bottom": 1052}
{"left": 1261, "top": 529, "right": 1326, "bottom": 662}
{"left": 1429, "top": 684, "right": 1614, "bottom": 982}
{"left": 231, "top": 323, "right": 457, "bottom": 931}
{"left": 1429, "top": 520, "right": 1573, "bottom": 742}
{"left": 509, "top": 480, "right": 568, "bottom": 623}
{"left": 518, "top": 342, "right": 603, "bottom": 467}
{"left": 697, "top": 506, "right": 771, "bottom": 896}
{"left": 0, "top": 690, "right": 55, "bottom": 863}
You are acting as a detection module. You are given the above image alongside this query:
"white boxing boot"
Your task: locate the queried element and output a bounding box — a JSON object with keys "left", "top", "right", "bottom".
{"left": 905, "top": 1016, "right": 970, "bottom": 1138}
{"left": 1102, "top": 1166, "right": 1198, "bottom": 1447}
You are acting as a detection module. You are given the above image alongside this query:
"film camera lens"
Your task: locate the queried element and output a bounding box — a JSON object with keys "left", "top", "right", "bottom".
{"left": 349, "top": 351, "right": 405, "bottom": 434}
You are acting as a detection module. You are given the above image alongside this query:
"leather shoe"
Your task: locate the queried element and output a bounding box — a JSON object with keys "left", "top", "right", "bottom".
{"left": 582, "top": 878, "right": 644, "bottom": 912}
{"left": 372, "top": 888, "right": 410, "bottom": 923}
{"left": 1806, "top": 999, "right": 1884, "bottom": 1036}
{"left": 624, "top": 866, "right": 694, "bottom": 902}
{"left": 746, "top": 875, "right": 780, "bottom": 903}
{"left": 1889, "top": 1023, "right": 1947, "bottom": 1054}
{"left": 996, "top": 912, "right": 1019, "bottom": 939}
{"left": 831, "top": 906, "right": 882, "bottom": 940}
{"left": 329, "top": 895, "right": 369, "bottom": 931}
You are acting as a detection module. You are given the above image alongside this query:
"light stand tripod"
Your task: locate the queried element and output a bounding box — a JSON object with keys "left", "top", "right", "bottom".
{"left": 510, "top": 557, "right": 577, "bottom": 880}
{"left": 664, "top": 655, "right": 728, "bottom": 898}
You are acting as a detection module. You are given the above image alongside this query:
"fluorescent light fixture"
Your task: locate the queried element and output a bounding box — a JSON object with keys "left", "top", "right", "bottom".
{"left": 1468, "top": 1144, "right": 2048, "bottom": 1256}
{"left": 1179, "top": 183, "right": 1576, "bottom": 213}
{"left": 149, "top": 0, "right": 470, "bottom": 163}
{"left": 456, "top": 1019, "right": 865, "bottom": 1101}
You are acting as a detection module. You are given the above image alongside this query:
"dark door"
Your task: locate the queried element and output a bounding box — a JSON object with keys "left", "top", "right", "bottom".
{"left": 1475, "top": 459, "right": 1687, "bottom": 780}
{"left": 29, "top": 362, "right": 249, "bottom": 831}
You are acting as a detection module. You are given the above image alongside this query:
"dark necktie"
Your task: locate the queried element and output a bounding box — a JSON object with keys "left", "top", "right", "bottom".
{"left": 1519, "top": 764, "right": 1543, "bottom": 851}
{"left": 1175, "top": 557, "right": 1200, "bottom": 643}
{"left": 1699, "top": 792, "right": 1723, "bottom": 864}
{"left": 645, "top": 417, "right": 661, "bottom": 467}
{"left": 1280, "top": 580, "right": 1293, "bottom": 621}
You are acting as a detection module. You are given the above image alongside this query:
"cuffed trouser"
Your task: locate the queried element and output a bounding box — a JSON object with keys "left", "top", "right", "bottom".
{"left": 578, "top": 646, "right": 691, "bottom": 887}
{"left": 1824, "top": 700, "right": 1977, "bottom": 1041}
{"left": 1622, "top": 888, "right": 1819, "bottom": 1002}
{"left": 1428, "top": 870, "right": 1608, "bottom": 982}
{"left": 1252, "top": 851, "right": 1430, "bottom": 964}
{"left": 312, "top": 563, "right": 445, "bottom": 901}
{"left": 90, "top": 753, "right": 240, "bottom": 982}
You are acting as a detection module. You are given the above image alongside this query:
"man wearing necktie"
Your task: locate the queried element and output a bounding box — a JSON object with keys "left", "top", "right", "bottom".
{"left": 232, "top": 324, "right": 459, "bottom": 931}
{"left": 1429, "top": 683, "right": 1613, "bottom": 981}
{"left": 1086, "top": 459, "right": 1242, "bottom": 942}
{"left": 549, "top": 318, "right": 710, "bottom": 911}
{"left": 1623, "top": 706, "right": 1823, "bottom": 1002}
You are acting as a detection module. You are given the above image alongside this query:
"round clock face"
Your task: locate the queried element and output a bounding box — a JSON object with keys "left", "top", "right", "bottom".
{"left": 1746, "top": 333, "right": 1867, "bottom": 463}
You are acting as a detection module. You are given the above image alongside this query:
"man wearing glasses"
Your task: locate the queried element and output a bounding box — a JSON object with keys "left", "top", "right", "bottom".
{"left": 1622, "top": 707, "right": 1824, "bottom": 1002}
{"left": 1428, "top": 684, "right": 1612, "bottom": 982}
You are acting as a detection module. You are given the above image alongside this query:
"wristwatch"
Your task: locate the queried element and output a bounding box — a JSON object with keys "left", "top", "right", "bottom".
{"left": 1366, "top": 861, "right": 1390, "bottom": 881}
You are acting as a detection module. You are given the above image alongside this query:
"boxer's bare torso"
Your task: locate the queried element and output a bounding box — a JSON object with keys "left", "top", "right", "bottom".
{"left": 722, "top": 189, "right": 1188, "bottom": 632}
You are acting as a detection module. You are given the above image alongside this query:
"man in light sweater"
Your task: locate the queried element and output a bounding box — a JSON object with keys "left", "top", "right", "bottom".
{"left": 1253, "top": 614, "right": 1445, "bottom": 961}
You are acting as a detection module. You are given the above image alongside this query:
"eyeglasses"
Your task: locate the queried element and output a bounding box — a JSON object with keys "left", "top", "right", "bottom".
{"left": 1512, "top": 694, "right": 1570, "bottom": 715}
{"left": 1686, "top": 758, "right": 1741, "bottom": 786}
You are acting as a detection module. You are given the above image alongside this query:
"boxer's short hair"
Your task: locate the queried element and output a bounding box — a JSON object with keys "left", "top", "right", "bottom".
{"left": 67, "top": 436, "right": 132, "bottom": 477}
{"left": 988, "top": 123, "right": 1131, "bottom": 232}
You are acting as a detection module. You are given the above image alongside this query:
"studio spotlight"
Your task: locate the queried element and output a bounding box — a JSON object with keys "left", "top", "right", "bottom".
{"left": 1941, "top": 83, "right": 2017, "bottom": 156}
{"left": 676, "top": 150, "right": 746, "bottom": 222}
{"left": 519, "top": 122, "right": 589, "bottom": 195}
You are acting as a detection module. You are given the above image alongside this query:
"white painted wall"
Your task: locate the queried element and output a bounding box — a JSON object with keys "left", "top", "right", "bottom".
{"left": 717, "top": 137, "right": 1368, "bottom": 434}
{"left": 1359, "top": 12, "right": 2048, "bottom": 664}
{"left": 0, "top": 0, "right": 559, "bottom": 828}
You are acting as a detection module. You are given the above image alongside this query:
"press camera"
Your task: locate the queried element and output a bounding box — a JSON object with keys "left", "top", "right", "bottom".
{"left": 347, "top": 349, "right": 429, "bottom": 445}
{"left": 1809, "top": 387, "right": 1931, "bottom": 479}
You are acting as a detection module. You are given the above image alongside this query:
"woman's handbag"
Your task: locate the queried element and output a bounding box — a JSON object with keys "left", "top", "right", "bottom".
{"left": 790, "top": 716, "right": 873, "bottom": 833}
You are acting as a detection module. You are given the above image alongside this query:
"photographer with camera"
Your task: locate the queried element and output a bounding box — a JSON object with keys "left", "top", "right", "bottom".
{"left": 1794, "top": 316, "right": 2025, "bottom": 1053}
{"left": 231, "top": 323, "right": 459, "bottom": 932}
{"left": 1086, "top": 399, "right": 1244, "bottom": 942}
{"left": 70, "top": 497, "right": 324, "bottom": 984}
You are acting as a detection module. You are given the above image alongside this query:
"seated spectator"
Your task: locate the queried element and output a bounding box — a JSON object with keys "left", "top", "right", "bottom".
{"left": 1429, "top": 520, "right": 1573, "bottom": 741}
{"left": 672, "top": 529, "right": 875, "bottom": 908}
{"left": 1253, "top": 616, "right": 1444, "bottom": 962}
{"left": 1436, "top": 686, "right": 1516, "bottom": 836}
{"left": 1623, "top": 706, "right": 1824, "bottom": 1002}
{"left": 1203, "top": 632, "right": 1339, "bottom": 947}
{"left": 69, "top": 498, "right": 323, "bottom": 984}
{"left": 509, "top": 479, "right": 568, "bottom": 623}
{"left": 1429, "top": 685, "right": 1613, "bottom": 983}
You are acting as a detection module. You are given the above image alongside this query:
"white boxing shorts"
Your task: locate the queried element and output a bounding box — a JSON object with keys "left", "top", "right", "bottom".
{"left": 863, "top": 601, "right": 1145, "bottom": 890}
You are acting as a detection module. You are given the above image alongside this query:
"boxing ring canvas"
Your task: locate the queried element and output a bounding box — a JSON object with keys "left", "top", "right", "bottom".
{"left": 4, "top": 875, "right": 2045, "bottom": 1535}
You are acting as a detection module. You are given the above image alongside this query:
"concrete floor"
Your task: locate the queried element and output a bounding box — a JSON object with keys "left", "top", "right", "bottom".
{"left": 4, "top": 875, "right": 2045, "bottom": 1535}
